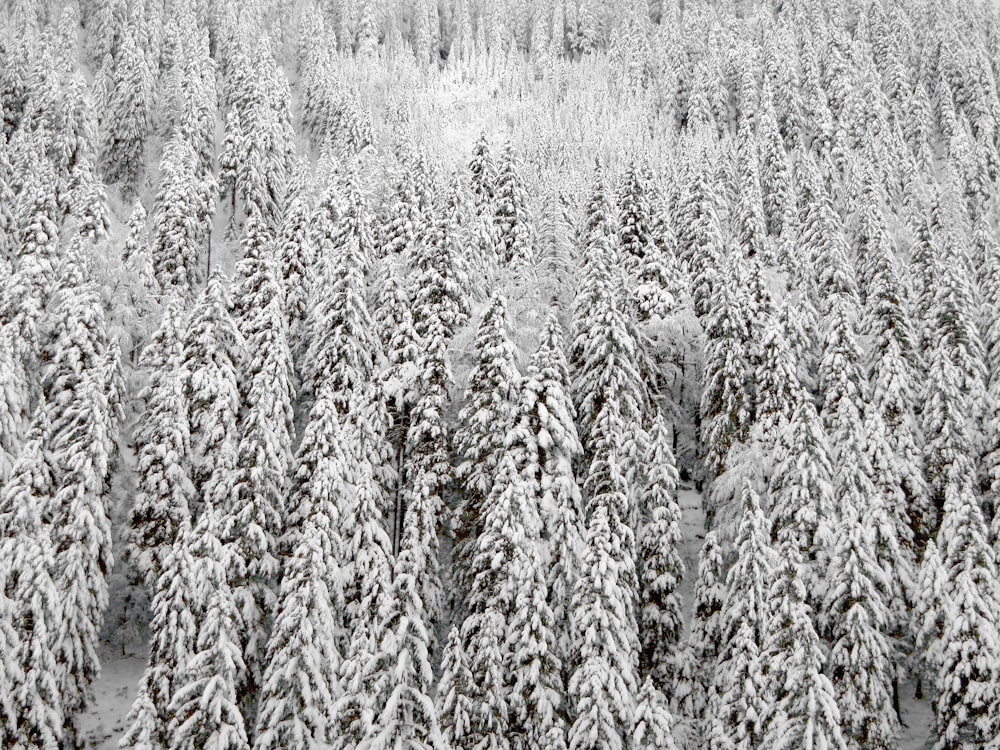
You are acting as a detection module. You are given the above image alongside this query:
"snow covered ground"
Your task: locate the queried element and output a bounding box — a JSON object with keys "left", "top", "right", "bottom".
{"left": 78, "top": 647, "right": 147, "bottom": 749}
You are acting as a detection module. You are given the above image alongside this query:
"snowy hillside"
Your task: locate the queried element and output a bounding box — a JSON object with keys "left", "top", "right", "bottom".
{"left": 2, "top": 1, "right": 1000, "bottom": 750}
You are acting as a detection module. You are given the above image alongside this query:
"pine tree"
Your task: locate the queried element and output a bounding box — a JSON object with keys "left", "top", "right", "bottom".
{"left": 49, "top": 365, "right": 115, "bottom": 735}
{"left": 453, "top": 293, "right": 521, "bottom": 603}
{"left": 411, "top": 176, "right": 471, "bottom": 342}
{"left": 0, "top": 590, "right": 22, "bottom": 748}
{"left": 572, "top": 163, "right": 617, "bottom": 354}
{"left": 395, "top": 306, "right": 453, "bottom": 627}
{"left": 573, "top": 275, "right": 649, "bottom": 494}
{"left": 618, "top": 161, "right": 652, "bottom": 272}
{"left": 330, "top": 460, "right": 394, "bottom": 748}
{"left": 100, "top": 28, "right": 153, "bottom": 195}
{"left": 822, "top": 502, "right": 898, "bottom": 750}
{"left": 507, "top": 544, "right": 566, "bottom": 750}
{"left": 677, "top": 157, "right": 724, "bottom": 320}
{"left": 931, "top": 474, "right": 1000, "bottom": 749}
{"left": 863, "top": 407, "right": 916, "bottom": 644}
{"left": 131, "top": 298, "right": 193, "bottom": 593}
{"left": 360, "top": 500, "right": 445, "bottom": 749}
{"left": 708, "top": 482, "right": 775, "bottom": 750}
{"left": 151, "top": 134, "right": 212, "bottom": 297}
{"left": 462, "top": 606, "right": 510, "bottom": 750}
{"left": 121, "top": 519, "right": 197, "bottom": 750}
{"left": 435, "top": 626, "right": 475, "bottom": 750}
{"left": 469, "top": 132, "right": 497, "bottom": 211}
{"left": 754, "top": 317, "right": 802, "bottom": 459}
{"left": 229, "top": 249, "right": 295, "bottom": 701}
{"left": 0, "top": 415, "right": 65, "bottom": 750}
{"left": 922, "top": 333, "right": 977, "bottom": 522}
{"left": 865, "top": 250, "right": 931, "bottom": 545}
{"left": 253, "top": 517, "right": 341, "bottom": 750}
{"left": 631, "top": 678, "right": 680, "bottom": 750}
{"left": 733, "top": 123, "right": 768, "bottom": 261}
{"left": 302, "top": 194, "right": 378, "bottom": 408}
{"left": 760, "top": 549, "right": 847, "bottom": 750}
{"left": 167, "top": 504, "right": 249, "bottom": 750}
{"left": 274, "top": 193, "right": 314, "bottom": 358}
{"left": 510, "top": 308, "right": 583, "bottom": 675}
{"left": 635, "top": 183, "right": 679, "bottom": 322}
{"left": 568, "top": 454, "right": 638, "bottom": 750}
{"left": 493, "top": 143, "right": 533, "bottom": 266}
{"left": 700, "top": 268, "right": 752, "bottom": 480}
{"left": 638, "top": 414, "right": 684, "bottom": 690}
{"left": 183, "top": 271, "right": 244, "bottom": 509}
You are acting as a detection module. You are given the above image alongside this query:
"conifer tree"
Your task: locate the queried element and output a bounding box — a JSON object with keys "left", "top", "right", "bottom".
{"left": 469, "top": 133, "right": 496, "bottom": 210}
{"left": 922, "top": 334, "right": 977, "bottom": 521}
{"left": 49, "top": 366, "right": 115, "bottom": 736}
{"left": 761, "top": 549, "right": 847, "bottom": 750}
{"left": 865, "top": 248, "right": 931, "bottom": 544}
{"left": 229, "top": 249, "right": 295, "bottom": 700}
{"left": 638, "top": 414, "right": 684, "bottom": 690}
{"left": 767, "top": 392, "right": 836, "bottom": 605}
{"left": 675, "top": 529, "right": 725, "bottom": 733}
{"left": 635, "top": 184, "right": 679, "bottom": 322}
{"left": 274, "top": 193, "right": 314, "bottom": 358}
{"left": 131, "top": 298, "right": 193, "bottom": 593}
{"left": 507, "top": 544, "right": 566, "bottom": 750}
{"left": 453, "top": 293, "right": 521, "bottom": 602}
{"left": 167, "top": 504, "right": 249, "bottom": 750}
{"left": 700, "top": 268, "right": 752, "bottom": 480}
{"left": 0, "top": 327, "right": 29, "bottom": 488}
{"left": 931, "top": 475, "right": 1000, "bottom": 749}
{"left": 568, "top": 454, "right": 638, "bottom": 750}
{"left": 151, "top": 135, "right": 212, "bottom": 297}
{"left": 100, "top": 29, "right": 153, "bottom": 195}
{"left": 360, "top": 499, "right": 445, "bottom": 749}
{"left": 183, "top": 271, "right": 244, "bottom": 508}
{"left": 618, "top": 161, "right": 652, "bottom": 271}
{"left": 0, "top": 415, "right": 65, "bottom": 750}
{"left": 863, "top": 408, "right": 916, "bottom": 640}
{"left": 494, "top": 143, "right": 533, "bottom": 265}
{"left": 381, "top": 151, "right": 426, "bottom": 260}
{"left": 631, "top": 678, "right": 680, "bottom": 750}
{"left": 677, "top": 158, "right": 724, "bottom": 319}
{"left": 510, "top": 308, "right": 583, "bottom": 672}
{"left": 754, "top": 317, "right": 802, "bottom": 458}
{"left": 573, "top": 275, "right": 649, "bottom": 496}
{"left": 462, "top": 606, "right": 510, "bottom": 750}
{"left": 733, "top": 124, "right": 768, "bottom": 261}
{"left": 395, "top": 309, "right": 453, "bottom": 627}
{"left": 329, "top": 461, "right": 395, "bottom": 745}
{"left": 435, "top": 626, "right": 475, "bottom": 750}
{"left": 253, "top": 517, "right": 341, "bottom": 750}
{"left": 822, "top": 504, "right": 898, "bottom": 750}
{"left": 303, "top": 197, "right": 378, "bottom": 409}
{"left": 0, "top": 591, "right": 22, "bottom": 748}
{"left": 912, "top": 539, "right": 949, "bottom": 693}
{"left": 708, "top": 482, "right": 776, "bottom": 750}
{"left": 572, "top": 165, "right": 617, "bottom": 358}
{"left": 121, "top": 199, "right": 157, "bottom": 293}
{"left": 121, "top": 519, "right": 197, "bottom": 750}
{"left": 411, "top": 177, "right": 471, "bottom": 342}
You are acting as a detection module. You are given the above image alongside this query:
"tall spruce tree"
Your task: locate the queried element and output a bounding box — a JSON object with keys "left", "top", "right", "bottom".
{"left": 638, "top": 414, "right": 685, "bottom": 690}
{"left": 708, "top": 482, "right": 776, "bottom": 750}
{"left": 131, "top": 298, "right": 193, "bottom": 593}
{"left": 167, "top": 504, "right": 249, "bottom": 750}
{"left": 229, "top": 247, "right": 295, "bottom": 703}
{"left": 453, "top": 293, "right": 521, "bottom": 604}
{"left": 568, "top": 453, "right": 638, "bottom": 750}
